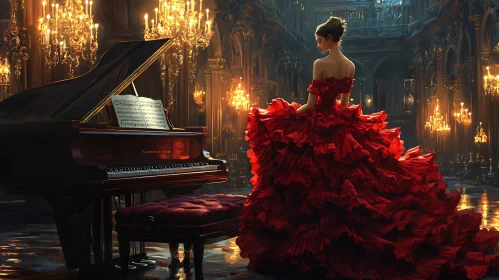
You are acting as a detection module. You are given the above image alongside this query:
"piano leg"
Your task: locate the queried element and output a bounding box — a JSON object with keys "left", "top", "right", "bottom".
{"left": 92, "top": 200, "right": 103, "bottom": 265}
{"left": 47, "top": 198, "right": 92, "bottom": 270}
{"left": 103, "top": 196, "right": 113, "bottom": 270}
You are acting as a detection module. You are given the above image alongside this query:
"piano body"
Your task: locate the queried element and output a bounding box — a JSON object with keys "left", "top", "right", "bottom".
{"left": 0, "top": 39, "right": 227, "bottom": 271}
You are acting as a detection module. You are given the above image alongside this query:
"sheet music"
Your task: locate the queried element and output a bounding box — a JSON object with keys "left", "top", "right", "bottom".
{"left": 111, "top": 95, "right": 147, "bottom": 128}
{"left": 138, "top": 97, "right": 170, "bottom": 130}
{"left": 111, "top": 95, "right": 170, "bottom": 130}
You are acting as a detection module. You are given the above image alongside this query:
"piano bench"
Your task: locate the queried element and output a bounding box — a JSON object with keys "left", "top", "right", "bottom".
{"left": 115, "top": 193, "right": 246, "bottom": 280}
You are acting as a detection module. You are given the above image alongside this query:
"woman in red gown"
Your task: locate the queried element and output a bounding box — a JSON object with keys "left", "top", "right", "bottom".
{"left": 236, "top": 16, "right": 499, "bottom": 280}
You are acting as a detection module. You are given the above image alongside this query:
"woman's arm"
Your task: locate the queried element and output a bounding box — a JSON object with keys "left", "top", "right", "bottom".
{"left": 340, "top": 93, "right": 349, "bottom": 109}
{"left": 339, "top": 63, "right": 356, "bottom": 109}
{"left": 297, "top": 61, "right": 321, "bottom": 113}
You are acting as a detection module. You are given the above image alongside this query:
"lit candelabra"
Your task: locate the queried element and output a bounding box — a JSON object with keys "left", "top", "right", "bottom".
{"left": 37, "top": 0, "right": 99, "bottom": 78}
{"left": 364, "top": 95, "right": 372, "bottom": 106}
{"left": 193, "top": 84, "right": 205, "bottom": 111}
{"left": 453, "top": 102, "right": 472, "bottom": 125}
{"left": 143, "top": 0, "right": 215, "bottom": 109}
{"left": 425, "top": 99, "right": 451, "bottom": 135}
{"left": 483, "top": 66, "right": 499, "bottom": 96}
{"left": 474, "top": 121, "right": 488, "bottom": 146}
{"left": 0, "top": 57, "right": 9, "bottom": 85}
{"left": 228, "top": 77, "right": 250, "bottom": 111}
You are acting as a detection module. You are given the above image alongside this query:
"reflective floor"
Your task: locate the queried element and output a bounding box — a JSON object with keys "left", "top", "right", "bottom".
{"left": 1, "top": 179, "right": 499, "bottom": 280}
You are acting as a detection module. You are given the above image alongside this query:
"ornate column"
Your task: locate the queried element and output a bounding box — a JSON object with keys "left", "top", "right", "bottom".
{"left": 414, "top": 56, "right": 425, "bottom": 142}
{"left": 456, "top": 63, "right": 466, "bottom": 102}
{"left": 469, "top": 12, "right": 483, "bottom": 123}
{"left": 205, "top": 57, "right": 225, "bottom": 155}
{"left": 239, "top": 25, "right": 254, "bottom": 93}
{"left": 25, "top": 0, "right": 42, "bottom": 89}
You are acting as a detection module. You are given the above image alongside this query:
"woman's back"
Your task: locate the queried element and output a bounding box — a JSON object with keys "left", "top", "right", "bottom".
{"left": 315, "top": 54, "right": 355, "bottom": 81}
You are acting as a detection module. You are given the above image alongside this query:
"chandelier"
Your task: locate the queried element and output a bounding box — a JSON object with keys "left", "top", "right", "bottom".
{"left": 228, "top": 77, "right": 250, "bottom": 111}
{"left": 483, "top": 66, "right": 499, "bottom": 96}
{"left": 425, "top": 99, "right": 451, "bottom": 135}
{"left": 452, "top": 102, "right": 471, "bottom": 125}
{"left": 37, "top": 0, "right": 99, "bottom": 78}
{"left": 474, "top": 121, "right": 488, "bottom": 146}
{"left": 0, "top": 57, "right": 9, "bottom": 85}
{"left": 143, "top": 0, "right": 215, "bottom": 108}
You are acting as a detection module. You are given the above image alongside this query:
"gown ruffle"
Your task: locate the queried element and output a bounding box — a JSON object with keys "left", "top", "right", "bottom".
{"left": 235, "top": 77, "right": 499, "bottom": 280}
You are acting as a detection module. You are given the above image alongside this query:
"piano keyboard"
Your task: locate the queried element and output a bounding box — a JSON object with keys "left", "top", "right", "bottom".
{"left": 107, "top": 162, "right": 219, "bottom": 179}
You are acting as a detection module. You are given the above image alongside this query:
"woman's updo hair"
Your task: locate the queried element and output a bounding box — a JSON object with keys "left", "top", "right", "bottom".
{"left": 315, "top": 16, "right": 346, "bottom": 43}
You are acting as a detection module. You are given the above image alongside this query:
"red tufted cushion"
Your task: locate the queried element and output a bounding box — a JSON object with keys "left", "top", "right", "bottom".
{"left": 115, "top": 194, "right": 246, "bottom": 227}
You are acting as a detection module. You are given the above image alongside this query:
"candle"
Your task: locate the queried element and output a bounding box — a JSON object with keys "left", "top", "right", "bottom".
{"left": 144, "top": 14, "right": 149, "bottom": 30}
{"left": 95, "top": 23, "right": 99, "bottom": 41}
{"left": 206, "top": 8, "right": 209, "bottom": 20}
{"left": 85, "top": 0, "right": 88, "bottom": 15}
{"left": 159, "top": 0, "right": 161, "bottom": 12}
{"left": 155, "top": 8, "right": 158, "bottom": 23}
{"left": 200, "top": 0, "right": 202, "bottom": 12}
{"left": 191, "top": 0, "right": 195, "bottom": 12}
{"left": 187, "top": 2, "right": 190, "bottom": 14}
{"left": 42, "top": 1, "right": 46, "bottom": 18}
{"left": 90, "top": 1, "right": 93, "bottom": 18}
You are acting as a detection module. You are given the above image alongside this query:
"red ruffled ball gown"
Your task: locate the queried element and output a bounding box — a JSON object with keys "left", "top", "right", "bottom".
{"left": 236, "top": 77, "right": 499, "bottom": 280}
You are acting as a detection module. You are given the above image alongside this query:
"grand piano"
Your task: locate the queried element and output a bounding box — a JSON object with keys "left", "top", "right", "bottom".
{"left": 0, "top": 39, "right": 228, "bottom": 272}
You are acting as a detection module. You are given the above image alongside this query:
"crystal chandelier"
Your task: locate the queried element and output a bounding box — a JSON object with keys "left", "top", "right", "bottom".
{"left": 425, "top": 99, "right": 451, "bottom": 135}
{"left": 143, "top": 0, "right": 214, "bottom": 108}
{"left": 37, "top": 0, "right": 99, "bottom": 78}
{"left": 474, "top": 121, "right": 488, "bottom": 146}
{"left": 453, "top": 102, "right": 472, "bottom": 125}
{"left": 483, "top": 66, "right": 499, "bottom": 96}
{"left": 228, "top": 77, "right": 250, "bottom": 111}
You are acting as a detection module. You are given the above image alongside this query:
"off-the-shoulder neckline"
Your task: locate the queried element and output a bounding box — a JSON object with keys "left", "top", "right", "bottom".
{"left": 312, "top": 76, "right": 354, "bottom": 82}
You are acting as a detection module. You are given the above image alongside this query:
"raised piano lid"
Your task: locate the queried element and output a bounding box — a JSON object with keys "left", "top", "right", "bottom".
{"left": 0, "top": 38, "right": 171, "bottom": 123}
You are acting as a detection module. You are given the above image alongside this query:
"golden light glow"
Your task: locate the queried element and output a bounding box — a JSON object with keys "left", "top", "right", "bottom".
{"left": 481, "top": 189, "right": 489, "bottom": 229}
{"left": 425, "top": 99, "right": 450, "bottom": 135}
{"left": 37, "top": 0, "right": 99, "bottom": 77}
{"left": 0, "top": 58, "right": 9, "bottom": 85}
{"left": 228, "top": 77, "right": 250, "bottom": 111}
{"left": 364, "top": 95, "right": 372, "bottom": 105}
{"left": 224, "top": 240, "right": 241, "bottom": 264}
{"left": 457, "top": 187, "right": 472, "bottom": 211}
{"left": 474, "top": 121, "right": 488, "bottom": 144}
{"left": 193, "top": 84, "right": 205, "bottom": 106}
{"left": 483, "top": 66, "right": 499, "bottom": 96}
{"left": 452, "top": 102, "right": 471, "bottom": 125}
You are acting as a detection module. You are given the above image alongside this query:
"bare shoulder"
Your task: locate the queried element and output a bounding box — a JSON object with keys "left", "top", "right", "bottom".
{"left": 314, "top": 58, "right": 330, "bottom": 70}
